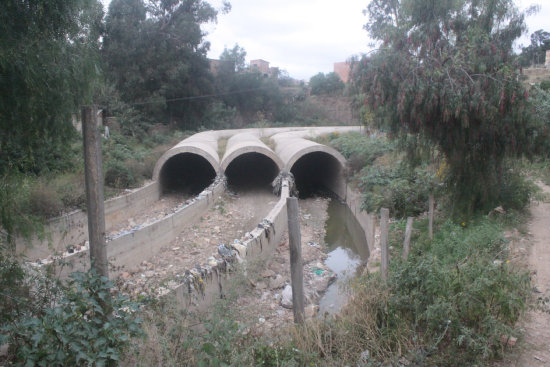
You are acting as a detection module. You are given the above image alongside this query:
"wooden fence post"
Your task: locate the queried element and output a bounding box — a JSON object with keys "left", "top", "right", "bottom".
{"left": 402, "top": 217, "right": 414, "bottom": 260}
{"left": 287, "top": 197, "right": 304, "bottom": 324}
{"left": 428, "top": 195, "right": 435, "bottom": 240}
{"left": 82, "top": 105, "right": 108, "bottom": 278}
{"left": 380, "top": 208, "right": 389, "bottom": 281}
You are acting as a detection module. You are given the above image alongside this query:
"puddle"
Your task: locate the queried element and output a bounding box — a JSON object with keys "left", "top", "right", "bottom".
{"left": 319, "top": 198, "right": 369, "bottom": 315}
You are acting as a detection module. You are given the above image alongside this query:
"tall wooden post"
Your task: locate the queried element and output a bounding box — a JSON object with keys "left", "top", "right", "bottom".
{"left": 82, "top": 106, "right": 108, "bottom": 278}
{"left": 380, "top": 208, "right": 389, "bottom": 281}
{"left": 287, "top": 197, "right": 305, "bottom": 324}
{"left": 402, "top": 217, "right": 414, "bottom": 260}
{"left": 428, "top": 195, "right": 435, "bottom": 240}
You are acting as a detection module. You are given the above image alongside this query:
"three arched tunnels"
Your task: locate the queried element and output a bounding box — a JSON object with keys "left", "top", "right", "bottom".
{"left": 22, "top": 126, "right": 376, "bottom": 312}
{"left": 153, "top": 129, "right": 349, "bottom": 198}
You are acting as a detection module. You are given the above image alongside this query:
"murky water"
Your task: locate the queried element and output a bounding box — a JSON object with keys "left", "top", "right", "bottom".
{"left": 319, "top": 198, "right": 370, "bottom": 315}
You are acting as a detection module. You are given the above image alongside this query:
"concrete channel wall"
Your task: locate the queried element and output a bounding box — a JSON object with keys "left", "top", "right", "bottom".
{"left": 52, "top": 180, "right": 224, "bottom": 279}
{"left": 175, "top": 180, "right": 291, "bottom": 307}
{"left": 16, "top": 181, "right": 161, "bottom": 260}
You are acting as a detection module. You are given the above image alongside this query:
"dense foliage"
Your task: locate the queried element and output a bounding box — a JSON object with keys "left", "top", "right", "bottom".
{"left": 103, "top": 0, "right": 221, "bottom": 128}
{"left": 306, "top": 216, "right": 530, "bottom": 366}
{"left": 0, "top": 0, "right": 102, "bottom": 175}
{"left": 1, "top": 267, "right": 142, "bottom": 366}
{"left": 518, "top": 29, "right": 550, "bottom": 67}
{"left": 353, "top": 0, "right": 535, "bottom": 214}
{"left": 309, "top": 72, "right": 345, "bottom": 95}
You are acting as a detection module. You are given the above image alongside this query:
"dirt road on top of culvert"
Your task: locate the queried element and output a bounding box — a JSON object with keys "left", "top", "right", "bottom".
{"left": 497, "top": 183, "right": 550, "bottom": 367}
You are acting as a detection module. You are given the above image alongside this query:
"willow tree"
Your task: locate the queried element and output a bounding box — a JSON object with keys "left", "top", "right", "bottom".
{"left": 353, "top": 0, "right": 535, "bottom": 213}
{"left": 0, "top": 0, "right": 103, "bottom": 244}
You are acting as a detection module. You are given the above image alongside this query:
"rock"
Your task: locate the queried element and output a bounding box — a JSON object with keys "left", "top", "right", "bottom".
{"left": 358, "top": 349, "right": 370, "bottom": 366}
{"left": 500, "top": 335, "right": 517, "bottom": 347}
{"left": 256, "top": 281, "right": 267, "bottom": 290}
{"left": 207, "top": 256, "right": 218, "bottom": 267}
{"left": 269, "top": 274, "right": 285, "bottom": 289}
{"left": 281, "top": 285, "right": 293, "bottom": 309}
{"left": 305, "top": 304, "right": 318, "bottom": 318}
{"left": 1, "top": 342, "right": 9, "bottom": 357}
{"left": 120, "top": 272, "right": 130, "bottom": 279}
{"left": 261, "top": 269, "right": 276, "bottom": 278}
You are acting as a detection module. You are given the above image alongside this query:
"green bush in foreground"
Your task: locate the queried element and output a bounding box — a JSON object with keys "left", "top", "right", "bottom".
{"left": 289, "top": 216, "right": 530, "bottom": 366}
{"left": 1, "top": 269, "right": 143, "bottom": 366}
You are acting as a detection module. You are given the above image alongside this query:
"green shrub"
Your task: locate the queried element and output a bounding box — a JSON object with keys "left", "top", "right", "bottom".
{"left": 329, "top": 132, "right": 394, "bottom": 174}
{"left": 360, "top": 164, "right": 435, "bottom": 218}
{"left": 385, "top": 218, "right": 529, "bottom": 365}
{"left": 104, "top": 160, "right": 138, "bottom": 189}
{"left": 28, "top": 180, "right": 63, "bottom": 218}
{"left": 292, "top": 216, "right": 530, "bottom": 366}
{"left": 1, "top": 270, "right": 143, "bottom": 366}
{"left": 540, "top": 80, "right": 550, "bottom": 91}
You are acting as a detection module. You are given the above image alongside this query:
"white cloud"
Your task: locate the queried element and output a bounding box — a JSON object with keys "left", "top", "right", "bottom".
{"left": 101, "top": 0, "right": 550, "bottom": 79}
{"left": 204, "top": 0, "right": 371, "bottom": 80}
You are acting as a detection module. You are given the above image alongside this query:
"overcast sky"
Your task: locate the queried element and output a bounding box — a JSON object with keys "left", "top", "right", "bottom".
{"left": 101, "top": 0, "right": 550, "bottom": 81}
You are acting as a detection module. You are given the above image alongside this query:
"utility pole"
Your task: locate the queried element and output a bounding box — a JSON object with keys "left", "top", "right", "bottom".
{"left": 82, "top": 106, "right": 108, "bottom": 278}
{"left": 287, "top": 197, "right": 305, "bottom": 324}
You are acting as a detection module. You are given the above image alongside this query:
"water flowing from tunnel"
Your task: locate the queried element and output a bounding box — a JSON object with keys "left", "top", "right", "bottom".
{"left": 318, "top": 198, "right": 370, "bottom": 315}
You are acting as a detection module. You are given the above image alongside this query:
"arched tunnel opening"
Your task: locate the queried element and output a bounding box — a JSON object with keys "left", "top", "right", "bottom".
{"left": 159, "top": 153, "right": 217, "bottom": 196}
{"left": 291, "top": 151, "right": 344, "bottom": 199}
{"left": 225, "top": 152, "right": 280, "bottom": 193}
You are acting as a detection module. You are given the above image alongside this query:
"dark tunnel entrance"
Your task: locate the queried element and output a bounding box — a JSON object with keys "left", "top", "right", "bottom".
{"left": 290, "top": 151, "right": 343, "bottom": 198}
{"left": 224, "top": 152, "right": 280, "bottom": 192}
{"left": 159, "top": 153, "right": 217, "bottom": 196}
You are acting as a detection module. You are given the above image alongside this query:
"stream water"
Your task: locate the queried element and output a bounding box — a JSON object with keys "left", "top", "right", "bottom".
{"left": 318, "top": 198, "right": 370, "bottom": 315}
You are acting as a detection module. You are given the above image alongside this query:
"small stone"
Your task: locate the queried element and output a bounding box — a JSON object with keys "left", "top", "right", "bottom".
{"left": 120, "top": 272, "right": 130, "bottom": 279}
{"left": 305, "top": 304, "right": 318, "bottom": 318}
{"left": 500, "top": 335, "right": 517, "bottom": 347}
{"left": 269, "top": 274, "right": 285, "bottom": 289}
{"left": 281, "top": 285, "right": 293, "bottom": 309}
{"left": 261, "top": 269, "right": 276, "bottom": 278}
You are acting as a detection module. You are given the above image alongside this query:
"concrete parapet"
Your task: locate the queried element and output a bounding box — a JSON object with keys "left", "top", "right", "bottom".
{"left": 152, "top": 131, "right": 221, "bottom": 182}
{"left": 38, "top": 179, "right": 224, "bottom": 279}
{"left": 174, "top": 180, "right": 290, "bottom": 307}
{"left": 345, "top": 185, "right": 375, "bottom": 253}
{"left": 220, "top": 132, "right": 283, "bottom": 171}
{"left": 272, "top": 132, "right": 347, "bottom": 199}
{"left": 16, "top": 182, "right": 160, "bottom": 260}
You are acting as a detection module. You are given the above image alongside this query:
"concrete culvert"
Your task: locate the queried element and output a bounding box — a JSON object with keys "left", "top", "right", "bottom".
{"left": 159, "top": 153, "right": 216, "bottom": 196}
{"left": 224, "top": 152, "right": 280, "bottom": 192}
{"left": 290, "top": 151, "right": 344, "bottom": 198}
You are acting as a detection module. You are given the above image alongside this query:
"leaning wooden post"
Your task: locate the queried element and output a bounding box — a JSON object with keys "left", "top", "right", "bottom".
{"left": 287, "top": 197, "right": 305, "bottom": 324}
{"left": 428, "top": 195, "right": 435, "bottom": 240}
{"left": 380, "top": 208, "right": 390, "bottom": 281}
{"left": 402, "top": 217, "right": 414, "bottom": 260}
{"left": 82, "top": 105, "right": 108, "bottom": 278}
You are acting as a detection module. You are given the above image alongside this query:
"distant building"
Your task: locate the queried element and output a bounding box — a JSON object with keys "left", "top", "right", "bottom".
{"left": 209, "top": 59, "right": 235, "bottom": 75}
{"left": 334, "top": 61, "right": 351, "bottom": 83}
{"left": 250, "top": 59, "right": 270, "bottom": 75}
{"left": 546, "top": 50, "right": 550, "bottom": 68}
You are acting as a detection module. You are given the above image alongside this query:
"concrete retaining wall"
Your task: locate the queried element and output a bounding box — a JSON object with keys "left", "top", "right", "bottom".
{"left": 16, "top": 182, "right": 161, "bottom": 260}
{"left": 175, "top": 181, "right": 290, "bottom": 307}
{"left": 52, "top": 180, "right": 224, "bottom": 279}
{"left": 345, "top": 185, "right": 375, "bottom": 253}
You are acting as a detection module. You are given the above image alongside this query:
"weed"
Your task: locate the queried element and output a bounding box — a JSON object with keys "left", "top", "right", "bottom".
{"left": 1, "top": 268, "right": 142, "bottom": 366}
{"left": 288, "top": 216, "right": 530, "bottom": 366}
